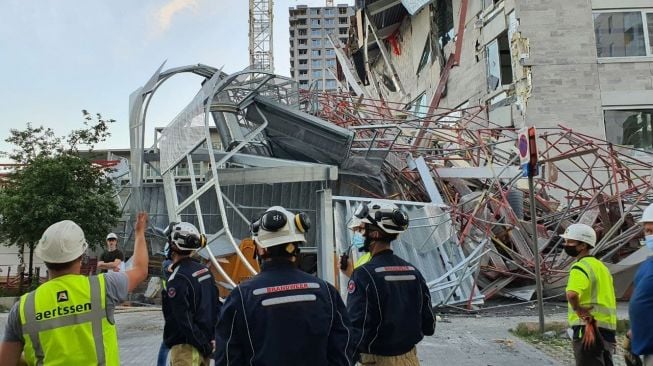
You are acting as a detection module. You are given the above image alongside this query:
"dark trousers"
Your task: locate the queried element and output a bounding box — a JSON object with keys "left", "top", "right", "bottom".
{"left": 572, "top": 338, "right": 615, "bottom": 366}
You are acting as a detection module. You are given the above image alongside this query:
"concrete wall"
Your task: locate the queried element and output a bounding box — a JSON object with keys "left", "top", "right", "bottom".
{"left": 516, "top": 0, "right": 604, "bottom": 137}
{"left": 598, "top": 62, "right": 653, "bottom": 107}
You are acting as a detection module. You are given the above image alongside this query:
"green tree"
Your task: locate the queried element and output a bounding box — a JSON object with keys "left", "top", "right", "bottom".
{"left": 0, "top": 111, "right": 119, "bottom": 285}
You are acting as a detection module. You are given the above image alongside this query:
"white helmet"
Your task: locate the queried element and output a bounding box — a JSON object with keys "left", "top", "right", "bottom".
{"left": 36, "top": 220, "right": 89, "bottom": 263}
{"left": 347, "top": 216, "right": 363, "bottom": 230}
{"left": 640, "top": 204, "right": 653, "bottom": 223}
{"left": 167, "top": 222, "right": 206, "bottom": 251}
{"left": 560, "top": 223, "right": 596, "bottom": 247}
{"left": 354, "top": 201, "right": 409, "bottom": 234}
{"left": 106, "top": 232, "right": 118, "bottom": 240}
{"left": 251, "top": 206, "right": 310, "bottom": 248}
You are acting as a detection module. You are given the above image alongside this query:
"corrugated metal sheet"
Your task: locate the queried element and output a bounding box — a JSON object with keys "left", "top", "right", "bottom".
{"left": 121, "top": 181, "right": 330, "bottom": 256}
{"left": 333, "top": 196, "right": 484, "bottom": 307}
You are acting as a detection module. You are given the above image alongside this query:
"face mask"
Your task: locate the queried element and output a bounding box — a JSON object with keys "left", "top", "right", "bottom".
{"left": 645, "top": 235, "right": 653, "bottom": 251}
{"left": 351, "top": 232, "right": 365, "bottom": 250}
{"left": 564, "top": 245, "right": 580, "bottom": 257}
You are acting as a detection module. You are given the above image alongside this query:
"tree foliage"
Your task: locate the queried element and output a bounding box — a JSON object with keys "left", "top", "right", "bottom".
{"left": 0, "top": 111, "right": 119, "bottom": 279}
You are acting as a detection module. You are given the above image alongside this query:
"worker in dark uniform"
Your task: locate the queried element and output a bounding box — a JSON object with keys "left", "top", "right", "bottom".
{"left": 347, "top": 201, "right": 436, "bottom": 366}
{"left": 162, "top": 222, "right": 220, "bottom": 366}
{"left": 214, "top": 206, "right": 352, "bottom": 366}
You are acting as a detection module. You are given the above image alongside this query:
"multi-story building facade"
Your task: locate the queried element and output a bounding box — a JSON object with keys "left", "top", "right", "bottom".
{"left": 289, "top": 4, "right": 354, "bottom": 91}
{"left": 340, "top": 0, "right": 653, "bottom": 153}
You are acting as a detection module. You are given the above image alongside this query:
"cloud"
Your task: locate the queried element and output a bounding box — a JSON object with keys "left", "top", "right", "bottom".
{"left": 153, "top": 0, "right": 198, "bottom": 36}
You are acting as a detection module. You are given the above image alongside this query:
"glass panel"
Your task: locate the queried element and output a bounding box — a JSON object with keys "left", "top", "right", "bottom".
{"left": 594, "top": 12, "right": 646, "bottom": 57}
{"left": 648, "top": 13, "right": 653, "bottom": 54}
{"left": 604, "top": 109, "right": 653, "bottom": 149}
{"left": 486, "top": 39, "right": 500, "bottom": 91}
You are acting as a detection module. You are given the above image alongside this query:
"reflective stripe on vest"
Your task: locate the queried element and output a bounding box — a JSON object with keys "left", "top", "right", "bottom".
{"left": 19, "top": 274, "right": 118, "bottom": 365}
{"left": 568, "top": 258, "right": 617, "bottom": 330}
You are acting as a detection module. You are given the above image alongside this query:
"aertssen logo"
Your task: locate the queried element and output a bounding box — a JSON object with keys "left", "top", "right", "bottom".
{"left": 56, "top": 290, "right": 69, "bottom": 302}
{"left": 35, "top": 302, "right": 92, "bottom": 321}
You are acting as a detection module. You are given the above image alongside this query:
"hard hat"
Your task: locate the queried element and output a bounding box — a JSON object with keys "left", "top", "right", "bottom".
{"left": 640, "top": 204, "right": 653, "bottom": 223}
{"left": 354, "top": 201, "right": 409, "bottom": 234}
{"left": 560, "top": 223, "right": 596, "bottom": 247}
{"left": 251, "top": 206, "right": 310, "bottom": 248}
{"left": 106, "top": 232, "right": 118, "bottom": 240}
{"left": 168, "top": 222, "right": 206, "bottom": 251}
{"left": 347, "top": 216, "right": 363, "bottom": 230}
{"left": 35, "top": 220, "right": 89, "bottom": 263}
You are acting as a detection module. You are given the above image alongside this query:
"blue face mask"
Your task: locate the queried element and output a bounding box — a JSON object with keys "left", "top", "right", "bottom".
{"left": 351, "top": 232, "right": 365, "bottom": 250}
{"left": 645, "top": 235, "right": 653, "bottom": 251}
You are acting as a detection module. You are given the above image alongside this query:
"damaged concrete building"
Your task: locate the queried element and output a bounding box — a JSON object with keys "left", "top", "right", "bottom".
{"left": 338, "top": 0, "right": 653, "bottom": 143}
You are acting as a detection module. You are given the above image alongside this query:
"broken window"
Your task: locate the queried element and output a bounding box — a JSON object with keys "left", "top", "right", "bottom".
{"left": 406, "top": 93, "right": 427, "bottom": 118}
{"left": 486, "top": 31, "right": 513, "bottom": 92}
{"left": 604, "top": 109, "right": 653, "bottom": 149}
{"left": 482, "top": 0, "right": 501, "bottom": 9}
{"left": 416, "top": 36, "right": 432, "bottom": 75}
{"left": 435, "top": 0, "right": 454, "bottom": 48}
{"left": 593, "top": 11, "right": 652, "bottom": 57}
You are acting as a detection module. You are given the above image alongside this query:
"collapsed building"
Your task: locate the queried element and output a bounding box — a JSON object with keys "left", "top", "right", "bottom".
{"left": 114, "top": 0, "right": 653, "bottom": 308}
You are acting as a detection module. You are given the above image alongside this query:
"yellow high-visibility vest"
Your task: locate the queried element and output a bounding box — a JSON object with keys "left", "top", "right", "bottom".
{"left": 19, "top": 273, "right": 119, "bottom": 365}
{"left": 566, "top": 256, "right": 617, "bottom": 330}
{"left": 354, "top": 252, "right": 371, "bottom": 268}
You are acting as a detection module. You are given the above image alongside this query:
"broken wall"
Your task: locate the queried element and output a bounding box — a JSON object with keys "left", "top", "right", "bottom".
{"left": 516, "top": 0, "right": 604, "bottom": 137}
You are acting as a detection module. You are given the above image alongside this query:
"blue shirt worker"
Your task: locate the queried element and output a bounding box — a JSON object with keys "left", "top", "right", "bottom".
{"left": 629, "top": 203, "right": 653, "bottom": 365}
{"left": 0, "top": 212, "right": 150, "bottom": 366}
{"left": 346, "top": 201, "right": 436, "bottom": 366}
{"left": 562, "top": 223, "right": 617, "bottom": 366}
{"left": 162, "top": 222, "right": 220, "bottom": 366}
{"left": 215, "top": 206, "right": 352, "bottom": 366}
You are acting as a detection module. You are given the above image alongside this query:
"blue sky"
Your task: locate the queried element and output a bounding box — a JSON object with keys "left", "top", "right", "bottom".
{"left": 0, "top": 0, "right": 353, "bottom": 159}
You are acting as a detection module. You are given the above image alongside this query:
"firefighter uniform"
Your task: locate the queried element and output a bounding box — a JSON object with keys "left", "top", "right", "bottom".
{"left": 347, "top": 249, "right": 436, "bottom": 365}
{"left": 214, "top": 259, "right": 353, "bottom": 366}
{"left": 163, "top": 257, "right": 220, "bottom": 364}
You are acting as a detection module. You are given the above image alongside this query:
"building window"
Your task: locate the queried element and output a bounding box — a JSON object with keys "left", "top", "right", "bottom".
{"left": 326, "top": 49, "right": 335, "bottom": 57}
{"left": 297, "top": 19, "right": 306, "bottom": 26}
{"left": 325, "top": 18, "right": 335, "bottom": 26}
{"left": 593, "top": 11, "right": 653, "bottom": 57}
{"left": 299, "top": 59, "right": 308, "bottom": 65}
{"left": 312, "top": 59, "right": 322, "bottom": 68}
{"left": 486, "top": 31, "right": 513, "bottom": 91}
{"left": 299, "top": 39, "right": 307, "bottom": 46}
{"left": 406, "top": 93, "right": 427, "bottom": 118}
{"left": 311, "top": 28, "right": 321, "bottom": 36}
{"left": 482, "top": 0, "right": 501, "bottom": 8}
{"left": 604, "top": 109, "right": 653, "bottom": 149}
{"left": 326, "top": 80, "right": 337, "bottom": 89}
{"left": 416, "top": 36, "right": 432, "bottom": 75}
{"left": 339, "top": 7, "right": 348, "bottom": 15}
{"left": 299, "top": 70, "right": 308, "bottom": 76}
{"left": 312, "top": 49, "right": 321, "bottom": 57}
{"left": 315, "top": 80, "right": 323, "bottom": 89}
{"left": 339, "top": 17, "right": 348, "bottom": 25}
{"left": 312, "top": 39, "right": 321, "bottom": 47}
{"left": 326, "top": 59, "right": 336, "bottom": 67}
{"left": 339, "top": 27, "right": 348, "bottom": 35}
{"left": 436, "top": 0, "right": 455, "bottom": 48}
{"left": 299, "top": 49, "right": 307, "bottom": 55}
{"left": 313, "top": 70, "right": 322, "bottom": 78}
{"left": 298, "top": 29, "right": 307, "bottom": 36}
{"left": 311, "top": 19, "right": 320, "bottom": 26}
{"left": 299, "top": 80, "right": 309, "bottom": 88}
{"left": 325, "top": 8, "right": 335, "bottom": 16}
{"left": 310, "top": 8, "right": 319, "bottom": 16}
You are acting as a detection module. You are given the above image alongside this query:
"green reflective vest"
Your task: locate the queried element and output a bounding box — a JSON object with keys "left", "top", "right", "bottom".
{"left": 19, "top": 273, "right": 119, "bottom": 365}
{"left": 566, "top": 256, "right": 617, "bottom": 330}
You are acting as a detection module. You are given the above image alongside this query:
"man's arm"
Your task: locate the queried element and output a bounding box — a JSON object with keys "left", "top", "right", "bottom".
{"left": 326, "top": 284, "right": 354, "bottom": 366}
{"left": 0, "top": 303, "right": 23, "bottom": 366}
{"left": 215, "top": 288, "right": 246, "bottom": 365}
{"left": 0, "top": 341, "right": 22, "bottom": 366}
{"left": 420, "top": 275, "right": 436, "bottom": 336}
{"left": 566, "top": 290, "right": 592, "bottom": 319}
{"left": 125, "top": 212, "right": 149, "bottom": 292}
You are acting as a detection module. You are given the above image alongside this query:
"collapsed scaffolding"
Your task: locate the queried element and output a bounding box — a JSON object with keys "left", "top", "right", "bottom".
{"left": 305, "top": 90, "right": 653, "bottom": 303}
